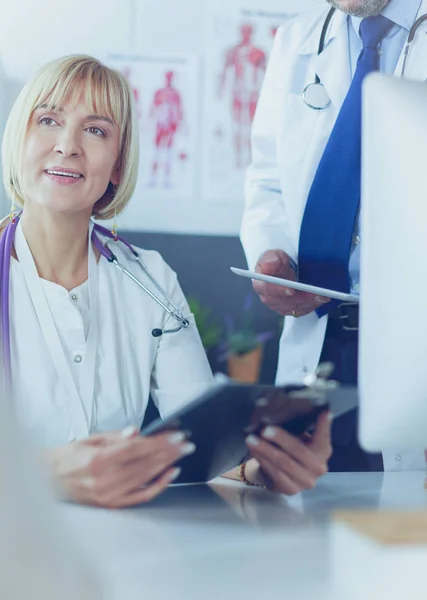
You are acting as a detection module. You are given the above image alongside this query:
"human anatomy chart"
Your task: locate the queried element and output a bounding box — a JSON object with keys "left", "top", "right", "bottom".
{"left": 107, "top": 54, "right": 199, "bottom": 223}
{"left": 201, "top": 9, "right": 290, "bottom": 203}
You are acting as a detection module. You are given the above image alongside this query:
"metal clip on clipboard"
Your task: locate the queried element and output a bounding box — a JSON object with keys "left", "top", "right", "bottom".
{"left": 288, "top": 362, "right": 339, "bottom": 403}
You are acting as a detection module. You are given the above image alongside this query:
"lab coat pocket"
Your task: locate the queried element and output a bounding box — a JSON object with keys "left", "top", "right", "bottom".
{"left": 277, "top": 92, "right": 320, "bottom": 164}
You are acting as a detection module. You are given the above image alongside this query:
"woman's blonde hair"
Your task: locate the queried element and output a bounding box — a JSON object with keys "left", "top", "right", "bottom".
{"left": 1, "top": 54, "right": 139, "bottom": 220}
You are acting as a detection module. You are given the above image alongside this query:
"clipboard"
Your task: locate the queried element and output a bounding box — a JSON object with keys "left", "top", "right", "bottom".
{"left": 140, "top": 380, "right": 358, "bottom": 484}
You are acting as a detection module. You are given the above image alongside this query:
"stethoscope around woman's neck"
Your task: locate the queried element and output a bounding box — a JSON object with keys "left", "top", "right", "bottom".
{"left": 302, "top": 7, "right": 427, "bottom": 110}
{"left": 90, "top": 223, "right": 190, "bottom": 337}
{"left": 0, "top": 215, "right": 190, "bottom": 390}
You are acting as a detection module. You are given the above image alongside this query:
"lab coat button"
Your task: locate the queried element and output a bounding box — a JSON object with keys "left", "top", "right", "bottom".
{"left": 395, "top": 454, "right": 402, "bottom": 462}
{"left": 74, "top": 354, "right": 83, "bottom": 364}
{"left": 70, "top": 293, "right": 78, "bottom": 302}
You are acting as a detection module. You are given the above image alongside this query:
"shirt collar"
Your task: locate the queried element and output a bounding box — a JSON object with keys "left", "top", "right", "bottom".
{"left": 350, "top": 0, "right": 422, "bottom": 37}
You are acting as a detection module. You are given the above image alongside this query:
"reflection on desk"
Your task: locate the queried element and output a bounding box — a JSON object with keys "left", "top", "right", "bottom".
{"left": 59, "top": 472, "right": 427, "bottom": 600}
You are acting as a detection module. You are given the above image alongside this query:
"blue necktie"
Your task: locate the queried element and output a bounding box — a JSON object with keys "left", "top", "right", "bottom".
{"left": 298, "top": 15, "right": 393, "bottom": 317}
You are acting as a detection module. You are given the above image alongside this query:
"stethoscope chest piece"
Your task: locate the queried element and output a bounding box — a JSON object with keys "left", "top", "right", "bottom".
{"left": 303, "top": 81, "right": 331, "bottom": 110}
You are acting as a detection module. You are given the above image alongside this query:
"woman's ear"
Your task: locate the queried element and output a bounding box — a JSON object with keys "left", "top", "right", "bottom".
{"left": 110, "top": 165, "right": 121, "bottom": 186}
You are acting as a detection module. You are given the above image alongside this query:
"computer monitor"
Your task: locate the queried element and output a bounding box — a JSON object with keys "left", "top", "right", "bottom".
{"left": 359, "top": 73, "right": 427, "bottom": 451}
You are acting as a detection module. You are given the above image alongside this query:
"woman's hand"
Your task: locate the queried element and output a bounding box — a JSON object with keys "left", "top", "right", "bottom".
{"left": 244, "top": 412, "right": 332, "bottom": 495}
{"left": 44, "top": 428, "right": 195, "bottom": 508}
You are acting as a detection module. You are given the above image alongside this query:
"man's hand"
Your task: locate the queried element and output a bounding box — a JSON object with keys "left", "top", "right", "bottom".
{"left": 253, "top": 249, "right": 330, "bottom": 317}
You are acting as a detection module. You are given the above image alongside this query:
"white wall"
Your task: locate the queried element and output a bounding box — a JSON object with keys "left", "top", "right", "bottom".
{"left": 0, "top": 0, "right": 321, "bottom": 234}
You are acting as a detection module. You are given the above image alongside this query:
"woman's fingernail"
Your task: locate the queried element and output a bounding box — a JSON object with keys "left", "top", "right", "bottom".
{"left": 246, "top": 434, "right": 261, "bottom": 447}
{"left": 285, "top": 288, "right": 294, "bottom": 297}
{"left": 169, "top": 467, "right": 181, "bottom": 482}
{"left": 121, "top": 426, "right": 138, "bottom": 439}
{"left": 168, "top": 432, "right": 186, "bottom": 444}
{"left": 255, "top": 397, "right": 269, "bottom": 407}
{"left": 314, "top": 296, "right": 325, "bottom": 303}
{"left": 260, "top": 416, "right": 274, "bottom": 424}
{"left": 327, "top": 412, "right": 334, "bottom": 422}
{"left": 263, "top": 426, "right": 278, "bottom": 439}
{"left": 180, "top": 442, "right": 196, "bottom": 456}
{"left": 244, "top": 425, "right": 258, "bottom": 433}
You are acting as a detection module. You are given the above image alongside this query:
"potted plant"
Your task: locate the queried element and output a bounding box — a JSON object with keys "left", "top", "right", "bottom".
{"left": 187, "top": 296, "right": 222, "bottom": 353}
{"left": 218, "top": 295, "right": 274, "bottom": 384}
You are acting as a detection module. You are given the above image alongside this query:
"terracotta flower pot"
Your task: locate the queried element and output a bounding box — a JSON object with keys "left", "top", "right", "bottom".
{"left": 227, "top": 345, "right": 263, "bottom": 384}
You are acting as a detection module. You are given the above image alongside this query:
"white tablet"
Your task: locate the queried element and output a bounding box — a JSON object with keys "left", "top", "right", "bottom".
{"left": 230, "top": 267, "right": 360, "bottom": 303}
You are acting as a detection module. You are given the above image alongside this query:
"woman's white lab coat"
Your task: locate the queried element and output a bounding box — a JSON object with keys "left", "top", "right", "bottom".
{"left": 10, "top": 227, "right": 213, "bottom": 446}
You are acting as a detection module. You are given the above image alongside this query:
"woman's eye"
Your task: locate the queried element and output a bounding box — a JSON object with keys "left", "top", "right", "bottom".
{"left": 39, "top": 117, "right": 57, "bottom": 126}
{"left": 87, "top": 126, "right": 106, "bottom": 137}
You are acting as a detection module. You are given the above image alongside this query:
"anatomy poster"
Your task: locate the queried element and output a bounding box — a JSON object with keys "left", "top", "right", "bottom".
{"left": 201, "top": 9, "right": 290, "bottom": 203}
{"left": 106, "top": 53, "right": 199, "bottom": 227}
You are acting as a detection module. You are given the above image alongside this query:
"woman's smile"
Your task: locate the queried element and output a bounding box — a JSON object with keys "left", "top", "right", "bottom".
{"left": 44, "top": 166, "right": 84, "bottom": 186}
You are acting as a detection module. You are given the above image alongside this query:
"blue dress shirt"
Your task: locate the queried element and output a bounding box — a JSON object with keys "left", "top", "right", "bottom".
{"left": 347, "top": 0, "right": 422, "bottom": 292}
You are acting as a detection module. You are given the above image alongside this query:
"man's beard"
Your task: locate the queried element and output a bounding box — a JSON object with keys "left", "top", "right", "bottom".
{"left": 326, "top": 0, "right": 390, "bottom": 17}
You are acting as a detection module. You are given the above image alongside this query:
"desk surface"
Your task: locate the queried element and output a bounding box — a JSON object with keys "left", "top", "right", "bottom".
{"left": 60, "top": 472, "right": 427, "bottom": 600}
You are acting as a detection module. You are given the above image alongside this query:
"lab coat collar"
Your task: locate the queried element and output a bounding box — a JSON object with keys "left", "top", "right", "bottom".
{"left": 395, "top": 0, "right": 427, "bottom": 79}
{"left": 312, "top": 9, "right": 352, "bottom": 110}
{"left": 351, "top": 0, "right": 423, "bottom": 36}
{"left": 296, "top": 6, "right": 350, "bottom": 109}
{"left": 298, "top": 0, "right": 427, "bottom": 109}
{"left": 297, "top": 6, "right": 348, "bottom": 56}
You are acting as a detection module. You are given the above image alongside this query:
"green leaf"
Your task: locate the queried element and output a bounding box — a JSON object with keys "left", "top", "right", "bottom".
{"left": 187, "top": 296, "right": 222, "bottom": 350}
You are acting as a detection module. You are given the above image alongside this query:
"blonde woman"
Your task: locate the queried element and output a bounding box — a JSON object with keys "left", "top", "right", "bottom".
{"left": 0, "top": 55, "right": 331, "bottom": 508}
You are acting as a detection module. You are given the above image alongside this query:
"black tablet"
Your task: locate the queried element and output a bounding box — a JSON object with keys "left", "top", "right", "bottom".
{"left": 140, "top": 382, "right": 358, "bottom": 484}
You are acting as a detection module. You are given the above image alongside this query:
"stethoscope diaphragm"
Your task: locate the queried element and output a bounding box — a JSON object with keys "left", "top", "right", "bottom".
{"left": 302, "top": 82, "right": 331, "bottom": 110}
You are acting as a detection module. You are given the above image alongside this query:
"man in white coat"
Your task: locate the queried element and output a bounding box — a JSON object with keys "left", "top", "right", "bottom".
{"left": 241, "top": 0, "right": 427, "bottom": 472}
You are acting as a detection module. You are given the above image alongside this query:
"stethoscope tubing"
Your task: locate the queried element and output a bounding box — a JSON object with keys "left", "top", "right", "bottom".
{"left": 92, "top": 224, "right": 189, "bottom": 329}
{"left": 0, "top": 217, "right": 190, "bottom": 390}
{"left": 305, "top": 8, "right": 427, "bottom": 110}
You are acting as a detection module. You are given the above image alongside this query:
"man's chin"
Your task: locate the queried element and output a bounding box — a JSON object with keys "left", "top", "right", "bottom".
{"left": 326, "top": 0, "right": 390, "bottom": 18}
